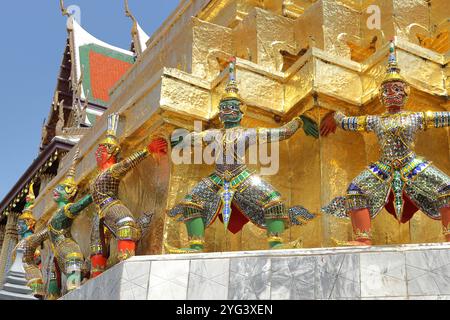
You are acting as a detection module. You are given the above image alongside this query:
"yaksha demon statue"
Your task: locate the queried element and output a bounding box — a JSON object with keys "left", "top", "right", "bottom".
{"left": 89, "top": 113, "right": 167, "bottom": 277}
{"left": 22, "top": 149, "right": 93, "bottom": 296}
{"left": 15, "top": 183, "right": 45, "bottom": 298}
{"left": 167, "top": 57, "right": 318, "bottom": 253}
{"left": 321, "top": 40, "right": 450, "bottom": 245}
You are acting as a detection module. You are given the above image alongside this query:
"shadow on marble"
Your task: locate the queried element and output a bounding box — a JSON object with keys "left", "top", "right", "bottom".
{"left": 271, "top": 256, "right": 315, "bottom": 300}
{"left": 229, "top": 257, "right": 271, "bottom": 300}
{"left": 148, "top": 260, "right": 189, "bottom": 300}
{"left": 315, "top": 254, "right": 360, "bottom": 300}
{"left": 187, "top": 259, "right": 230, "bottom": 300}
{"left": 360, "top": 252, "right": 407, "bottom": 298}
{"left": 406, "top": 249, "right": 450, "bottom": 296}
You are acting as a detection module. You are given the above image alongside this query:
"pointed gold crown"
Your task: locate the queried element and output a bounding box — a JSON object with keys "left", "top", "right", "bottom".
{"left": 19, "top": 183, "right": 36, "bottom": 221}
{"left": 382, "top": 39, "right": 406, "bottom": 85}
{"left": 100, "top": 113, "right": 121, "bottom": 155}
{"left": 61, "top": 148, "right": 80, "bottom": 198}
{"left": 220, "top": 57, "right": 243, "bottom": 104}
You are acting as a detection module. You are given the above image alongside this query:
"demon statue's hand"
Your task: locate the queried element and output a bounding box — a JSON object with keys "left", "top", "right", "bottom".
{"left": 320, "top": 112, "right": 337, "bottom": 137}
{"left": 148, "top": 138, "right": 168, "bottom": 158}
{"left": 300, "top": 115, "right": 319, "bottom": 139}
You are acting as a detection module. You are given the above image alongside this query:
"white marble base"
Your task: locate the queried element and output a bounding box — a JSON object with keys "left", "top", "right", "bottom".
{"left": 61, "top": 243, "right": 450, "bottom": 300}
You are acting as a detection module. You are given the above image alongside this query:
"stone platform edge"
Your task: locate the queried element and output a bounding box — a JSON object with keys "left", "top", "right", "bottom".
{"left": 61, "top": 242, "right": 450, "bottom": 300}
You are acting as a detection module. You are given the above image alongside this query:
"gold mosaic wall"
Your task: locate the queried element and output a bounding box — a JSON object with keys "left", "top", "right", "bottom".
{"left": 30, "top": 0, "right": 449, "bottom": 258}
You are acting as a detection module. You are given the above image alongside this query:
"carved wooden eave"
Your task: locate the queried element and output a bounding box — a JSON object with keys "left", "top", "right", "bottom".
{"left": 0, "top": 138, "right": 76, "bottom": 222}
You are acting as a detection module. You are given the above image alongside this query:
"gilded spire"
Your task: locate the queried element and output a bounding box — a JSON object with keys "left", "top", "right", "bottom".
{"left": 25, "top": 183, "right": 36, "bottom": 209}
{"left": 62, "top": 148, "right": 80, "bottom": 198}
{"left": 19, "top": 183, "right": 36, "bottom": 221}
{"left": 107, "top": 113, "right": 120, "bottom": 137}
{"left": 220, "top": 57, "right": 242, "bottom": 103}
{"left": 382, "top": 39, "right": 406, "bottom": 84}
{"left": 100, "top": 113, "right": 121, "bottom": 155}
{"left": 59, "top": 0, "right": 70, "bottom": 17}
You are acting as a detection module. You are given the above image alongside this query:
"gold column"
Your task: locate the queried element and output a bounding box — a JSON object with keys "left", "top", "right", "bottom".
{"left": 0, "top": 224, "right": 5, "bottom": 256}
{"left": 0, "top": 214, "right": 18, "bottom": 288}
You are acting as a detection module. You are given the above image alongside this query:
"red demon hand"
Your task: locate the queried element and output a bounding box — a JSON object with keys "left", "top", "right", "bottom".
{"left": 147, "top": 138, "right": 168, "bottom": 157}
{"left": 320, "top": 112, "right": 337, "bottom": 137}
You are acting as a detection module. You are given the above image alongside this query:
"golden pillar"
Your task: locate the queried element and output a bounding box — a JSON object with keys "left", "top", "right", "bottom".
{"left": 0, "top": 224, "right": 5, "bottom": 257}
{"left": 0, "top": 214, "right": 18, "bottom": 288}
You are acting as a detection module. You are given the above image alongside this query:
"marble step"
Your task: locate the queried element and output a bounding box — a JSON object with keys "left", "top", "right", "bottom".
{"left": 2, "top": 283, "right": 33, "bottom": 295}
{"left": 5, "top": 275, "right": 28, "bottom": 286}
{"left": 0, "top": 290, "right": 36, "bottom": 300}
{"left": 7, "top": 271, "right": 27, "bottom": 278}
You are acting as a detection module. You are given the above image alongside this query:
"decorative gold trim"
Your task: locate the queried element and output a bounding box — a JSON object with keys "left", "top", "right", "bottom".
{"left": 47, "top": 223, "right": 66, "bottom": 236}
{"left": 189, "top": 239, "right": 205, "bottom": 246}
{"left": 443, "top": 224, "right": 450, "bottom": 236}
{"left": 267, "top": 236, "right": 283, "bottom": 243}
{"left": 63, "top": 204, "right": 75, "bottom": 219}
{"left": 354, "top": 229, "right": 372, "bottom": 240}
{"left": 97, "top": 200, "right": 121, "bottom": 219}
{"left": 117, "top": 249, "right": 135, "bottom": 261}
{"left": 66, "top": 252, "right": 83, "bottom": 260}
{"left": 164, "top": 243, "right": 203, "bottom": 254}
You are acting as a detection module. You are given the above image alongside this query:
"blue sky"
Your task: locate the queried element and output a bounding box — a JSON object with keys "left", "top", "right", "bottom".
{"left": 0, "top": 0, "right": 179, "bottom": 201}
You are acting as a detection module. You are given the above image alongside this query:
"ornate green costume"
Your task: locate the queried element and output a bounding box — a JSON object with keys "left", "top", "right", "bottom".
{"left": 168, "top": 58, "right": 317, "bottom": 252}
{"left": 22, "top": 150, "right": 93, "bottom": 296}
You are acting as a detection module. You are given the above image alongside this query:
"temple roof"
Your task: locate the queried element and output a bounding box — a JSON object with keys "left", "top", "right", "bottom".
{"left": 68, "top": 17, "right": 135, "bottom": 106}
{"left": 41, "top": 13, "right": 145, "bottom": 150}
{"left": 0, "top": 5, "right": 151, "bottom": 222}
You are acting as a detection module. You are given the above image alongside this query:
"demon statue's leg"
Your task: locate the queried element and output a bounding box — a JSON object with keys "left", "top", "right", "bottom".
{"left": 349, "top": 208, "right": 372, "bottom": 245}
{"left": 90, "top": 214, "right": 108, "bottom": 278}
{"left": 103, "top": 203, "right": 141, "bottom": 261}
{"left": 186, "top": 217, "right": 205, "bottom": 251}
{"left": 56, "top": 239, "right": 84, "bottom": 292}
{"left": 441, "top": 207, "right": 450, "bottom": 242}
{"left": 46, "top": 258, "right": 61, "bottom": 300}
{"left": 266, "top": 218, "right": 285, "bottom": 248}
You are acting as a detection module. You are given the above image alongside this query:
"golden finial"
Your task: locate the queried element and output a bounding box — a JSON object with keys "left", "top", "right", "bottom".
{"left": 26, "top": 183, "right": 36, "bottom": 203}
{"left": 100, "top": 113, "right": 121, "bottom": 155}
{"left": 19, "top": 182, "right": 36, "bottom": 221}
{"left": 67, "top": 148, "right": 80, "bottom": 180}
{"left": 220, "top": 57, "right": 242, "bottom": 103}
{"left": 62, "top": 148, "right": 80, "bottom": 198}
{"left": 382, "top": 39, "right": 406, "bottom": 85}
{"left": 60, "top": 0, "right": 70, "bottom": 17}
{"left": 125, "top": 0, "right": 137, "bottom": 25}
{"left": 125, "top": 0, "right": 146, "bottom": 57}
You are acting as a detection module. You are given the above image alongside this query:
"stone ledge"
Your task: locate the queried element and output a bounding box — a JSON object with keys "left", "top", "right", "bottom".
{"left": 61, "top": 243, "right": 450, "bottom": 300}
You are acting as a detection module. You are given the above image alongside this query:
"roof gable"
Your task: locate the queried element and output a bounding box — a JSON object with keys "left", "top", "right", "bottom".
{"left": 79, "top": 44, "right": 134, "bottom": 106}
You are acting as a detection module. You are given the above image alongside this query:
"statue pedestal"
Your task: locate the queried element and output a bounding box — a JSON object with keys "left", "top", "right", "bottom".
{"left": 0, "top": 248, "right": 36, "bottom": 300}
{"left": 61, "top": 243, "right": 450, "bottom": 300}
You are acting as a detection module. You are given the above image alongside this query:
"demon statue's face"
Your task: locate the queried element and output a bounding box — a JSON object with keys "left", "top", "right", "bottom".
{"left": 17, "top": 217, "right": 34, "bottom": 237}
{"left": 219, "top": 98, "right": 243, "bottom": 126}
{"left": 380, "top": 80, "right": 409, "bottom": 108}
{"left": 95, "top": 141, "right": 119, "bottom": 169}
{"left": 52, "top": 183, "right": 76, "bottom": 203}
